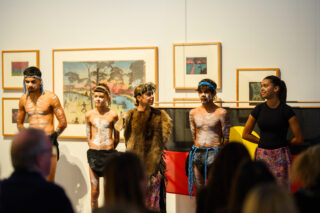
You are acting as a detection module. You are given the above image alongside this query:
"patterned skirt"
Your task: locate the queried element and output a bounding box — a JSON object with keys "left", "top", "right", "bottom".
{"left": 145, "top": 172, "right": 166, "bottom": 212}
{"left": 255, "top": 146, "right": 292, "bottom": 189}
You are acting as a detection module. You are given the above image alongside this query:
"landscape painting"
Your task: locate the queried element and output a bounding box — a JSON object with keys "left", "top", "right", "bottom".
{"left": 63, "top": 60, "right": 145, "bottom": 124}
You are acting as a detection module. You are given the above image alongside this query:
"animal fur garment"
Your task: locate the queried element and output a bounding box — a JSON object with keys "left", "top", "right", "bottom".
{"left": 123, "top": 107, "right": 173, "bottom": 176}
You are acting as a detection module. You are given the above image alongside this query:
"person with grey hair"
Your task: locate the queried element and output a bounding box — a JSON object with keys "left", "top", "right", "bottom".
{"left": 0, "top": 128, "right": 74, "bottom": 213}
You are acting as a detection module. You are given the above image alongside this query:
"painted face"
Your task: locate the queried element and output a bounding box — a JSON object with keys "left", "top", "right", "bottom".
{"left": 198, "top": 89, "right": 214, "bottom": 104}
{"left": 139, "top": 90, "right": 154, "bottom": 106}
{"left": 24, "top": 77, "right": 41, "bottom": 93}
{"left": 93, "top": 92, "right": 108, "bottom": 107}
{"left": 260, "top": 79, "right": 278, "bottom": 99}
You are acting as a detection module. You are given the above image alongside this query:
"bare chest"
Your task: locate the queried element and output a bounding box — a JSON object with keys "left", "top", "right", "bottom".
{"left": 194, "top": 113, "right": 221, "bottom": 129}
{"left": 25, "top": 97, "right": 52, "bottom": 116}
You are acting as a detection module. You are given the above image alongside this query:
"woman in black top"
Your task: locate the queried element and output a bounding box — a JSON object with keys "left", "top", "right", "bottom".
{"left": 242, "top": 75, "right": 303, "bottom": 189}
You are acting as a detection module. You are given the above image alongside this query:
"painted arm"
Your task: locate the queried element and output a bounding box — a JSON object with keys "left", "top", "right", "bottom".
{"left": 242, "top": 115, "right": 260, "bottom": 144}
{"left": 17, "top": 97, "right": 26, "bottom": 131}
{"left": 113, "top": 114, "right": 120, "bottom": 148}
{"left": 52, "top": 94, "right": 67, "bottom": 135}
{"left": 221, "top": 110, "right": 231, "bottom": 145}
{"left": 189, "top": 110, "right": 196, "bottom": 142}
{"left": 85, "top": 113, "right": 92, "bottom": 141}
{"left": 288, "top": 116, "right": 304, "bottom": 145}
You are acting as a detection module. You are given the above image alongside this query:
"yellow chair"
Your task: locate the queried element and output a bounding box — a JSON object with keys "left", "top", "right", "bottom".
{"left": 229, "top": 126, "right": 259, "bottom": 159}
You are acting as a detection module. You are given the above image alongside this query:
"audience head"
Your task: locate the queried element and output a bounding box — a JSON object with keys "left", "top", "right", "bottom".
{"left": 242, "top": 183, "right": 298, "bottom": 213}
{"left": 291, "top": 144, "right": 320, "bottom": 188}
{"left": 103, "top": 152, "right": 146, "bottom": 209}
{"left": 11, "top": 128, "right": 52, "bottom": 176}
{"left": 227, "top": 160, "right": 276, "bottom": 213}
{"left": 200, "top": 142, "right": 251, "bottom": 212}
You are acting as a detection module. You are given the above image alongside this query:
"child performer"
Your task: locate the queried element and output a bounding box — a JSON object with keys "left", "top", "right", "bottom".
{"left": 85, "top": 83, "right": 119, "bottom": 210}
{"left": 187, "top": 79, "right": 230, "bottom": 196}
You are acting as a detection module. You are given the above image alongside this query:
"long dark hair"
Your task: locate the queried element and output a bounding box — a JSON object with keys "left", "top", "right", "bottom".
{"left": 264, "top": 75, "right": 287, "bottom": 103}
{"left": 103, "top": 152, "right": 146, "bottom": 208}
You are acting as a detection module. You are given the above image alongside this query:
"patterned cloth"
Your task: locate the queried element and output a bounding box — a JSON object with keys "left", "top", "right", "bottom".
{"left": 255, "top": 146, "right": 292, "bottom": 189}
{"left": 145, "top": 172, "right": 165, "bottom": 211}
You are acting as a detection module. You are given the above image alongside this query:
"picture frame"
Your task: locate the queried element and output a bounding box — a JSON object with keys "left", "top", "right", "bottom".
{"left": 2, "top": 97, "right": 28, "bottom": 136}
{"left": 53, "top": 47, "right": 158, "bottom": 138}
{"left": 236, "top": 68, "right": 280, "bottom": 107}
{"left": 173, "top": 42, "right": 221, "bottom": 90}
{"left": 2, "top": 50, "right": 40, "bottom": 90}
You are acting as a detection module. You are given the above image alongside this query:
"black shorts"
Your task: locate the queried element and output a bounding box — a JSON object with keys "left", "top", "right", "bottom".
{"left": 87, "top": 149, "right": 117, "bottom": 177}
{"left": 49, "top": 135, "right": 60, "bottom": 161}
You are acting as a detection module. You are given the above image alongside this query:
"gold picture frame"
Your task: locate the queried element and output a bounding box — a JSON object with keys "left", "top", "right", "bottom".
{"left": 2, "top": 50, "right": 40, "bottom": 90}
{"left": 236, "top": 68, "right": 280, "bottom": 107}
{"left": 173, "top": 42, "right": 221, "bottom": 90}
{"left": 53, "top": 47, "right": 158, "bottom": 138}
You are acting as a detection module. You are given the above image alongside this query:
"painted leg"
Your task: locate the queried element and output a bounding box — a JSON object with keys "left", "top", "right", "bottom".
{"left": 89, "top": 167, "right": 99, "bottom": 211}
{"left": 193, "top": 165, "right": 204, "bottom": 190}
{"left": 46, "top": 154, "right": 57, "bottom": 182}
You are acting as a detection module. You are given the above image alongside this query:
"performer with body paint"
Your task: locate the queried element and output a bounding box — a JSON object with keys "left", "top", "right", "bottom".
{"left": 115, "top": 82, "right": 172, "bottom": 212}
{"left": 187, "top": 79, "right": 230, "bottom": 196}
{"left": 85, "top": 83, "right": 119, "bottom": 210}
{"left": 17, "top": 66, "right": 67, "bottom": 182}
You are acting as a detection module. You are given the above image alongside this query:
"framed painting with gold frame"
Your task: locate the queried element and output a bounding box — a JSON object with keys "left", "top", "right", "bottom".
{"left": 2, "top": 97, "right": 29, "bottom": 136}
{"left": 2, "top": 50, "right": 39, "bottom": 90}
{"left": 236, "top": 68, "right": 280, "bottom": 107}
{"left": 53, "top": 47, "right": 158, "bottom": 138}
{"left": 173, "top": 42, "right": 221, "bottom": 90}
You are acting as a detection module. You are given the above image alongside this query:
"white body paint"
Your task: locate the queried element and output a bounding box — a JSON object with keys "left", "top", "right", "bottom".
{"left": 194, "top": 113, "right": 221, "bottom": 146}
{"left": 199, "top": 93, "right": 213, "bottom": 104}
{"left": 92, "top": 118, "right": 112, "bottom": 147}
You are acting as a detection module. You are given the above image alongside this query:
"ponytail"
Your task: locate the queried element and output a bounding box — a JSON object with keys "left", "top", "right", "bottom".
{"left": 264, "top": 76, "right": 287, "bottom": 103}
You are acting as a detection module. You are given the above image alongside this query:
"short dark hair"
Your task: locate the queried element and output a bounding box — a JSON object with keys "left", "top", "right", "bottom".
{"left": 11, "top": 128, "right": 48, "bottom": 170}
{"left": 23, "top": 66, "right": 42, "bottom": 78}
{"left": 197, "top": 79, "right": 217, "bottom": 94}
{"left": 133, "top": 82, "right": 156, "bottom": 106}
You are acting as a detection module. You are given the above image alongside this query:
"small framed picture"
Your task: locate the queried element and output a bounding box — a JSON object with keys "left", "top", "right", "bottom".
{"left": 2, "top": 50, "right": 40, "bottom": 90}
{"left": 236, "top": 68, "right": 280, "bottom": 107}
{"left": 53, "top": 47, "right": 158, "bottom": 138}
{"left": 173, "top": 42, "right": 221, "bottom": 90}
{"left": 2, "top": 97, "right": 28, "bottom": 136}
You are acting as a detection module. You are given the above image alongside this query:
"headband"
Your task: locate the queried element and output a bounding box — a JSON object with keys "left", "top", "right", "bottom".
{"left": 23, "top": 75, "right": 44, "bottom": 95}
{"left": 198, "top": 82, "right": 216, "bottom": 90}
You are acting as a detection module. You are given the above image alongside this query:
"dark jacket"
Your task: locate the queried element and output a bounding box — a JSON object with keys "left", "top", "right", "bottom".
{"left": 0, "top": 169, "right": 74, "bottom": 213}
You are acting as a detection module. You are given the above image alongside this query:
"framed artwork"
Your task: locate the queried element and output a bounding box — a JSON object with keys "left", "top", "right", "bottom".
{"left": 236, "top": 68, "right": 280, "bottom": 107}
{"left": 2, "top": 97, "right": 29, "bottom": 136}
{"left": 173, "top": 42, "right": 221, "bottom": 90}
{"left": 53, "top": 47, "right": 158, "bottom": 138}
{"left": 2, "top": 50, "right": 40, "bottom": 90}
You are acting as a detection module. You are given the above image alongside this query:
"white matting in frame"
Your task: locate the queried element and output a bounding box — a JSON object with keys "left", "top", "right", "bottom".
{"left": 2, "top": 50, "right": 39, "bottom": 90}
{"left": 2, "top": 97, "right": 29, "bottom": 136}
{"left": 53, "top": 47, "right": 158, "bottom": 138}
{"left": 173, "top": 42, "right": 221, "bottom": 90}
{"left": 236, "top": 68, "right": 280, "bottom": 107}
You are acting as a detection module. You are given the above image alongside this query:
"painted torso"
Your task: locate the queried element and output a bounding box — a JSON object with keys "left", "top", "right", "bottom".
{"left": 86, "top": 109, "right": 117, "bottom": 150}
{"left": 19, "top": 91, "right": 65, "bottom": 135}
{"left": 190, "top": 106, "right": 230, "bottom": 148}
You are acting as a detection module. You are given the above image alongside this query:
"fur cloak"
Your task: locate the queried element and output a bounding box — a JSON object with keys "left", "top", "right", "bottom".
{"left": 123, "top": 107, "right": 172, "bottom": 176}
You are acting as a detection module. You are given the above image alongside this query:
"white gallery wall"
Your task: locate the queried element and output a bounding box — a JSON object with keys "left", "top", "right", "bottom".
{"left": 0, "top": 0, "right": 319, "bottom": 212}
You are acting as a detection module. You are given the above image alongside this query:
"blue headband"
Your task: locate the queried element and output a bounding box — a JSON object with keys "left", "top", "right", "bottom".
{"left": 23, "top": 75, "right": 44, "bottom": 95}
{"left": 198, "top": 82, "right": 216, "bottom": 90}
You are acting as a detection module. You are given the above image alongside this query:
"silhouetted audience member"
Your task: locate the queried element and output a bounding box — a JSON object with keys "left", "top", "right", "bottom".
{"left": 290, "top": 144, "right": 320, "bottom": 213}
{"left": 196, "top": 142, "right": 251, "bottom": 213}
{"left": 0, "top": 128, "right": 74, "bottom": 213}
{"left": 94, "top": 152, "right": 156, "bottom": 213}
{"left": 227, "top": 160, "right": 276, "bottom": 213}
{"left": 242, "top": 183, "right": 298, "bottom": 213}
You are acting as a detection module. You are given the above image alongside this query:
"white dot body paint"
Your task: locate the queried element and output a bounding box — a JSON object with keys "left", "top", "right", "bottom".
{"left": 194, "top": 113, "right": 221, "bottom": 146}
{"left": 92, "top": 118, "right": 112, "bottom": 147}
{"left": 199, "top": 93, "right": 213, "bottom": 104}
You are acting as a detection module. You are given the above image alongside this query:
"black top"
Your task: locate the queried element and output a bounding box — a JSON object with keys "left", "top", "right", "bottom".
{"left": 0, "top": 169, "right": 74, "bottom": 213}
{"left": 251, "top": 102, "right": 295, "bottom": 149}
